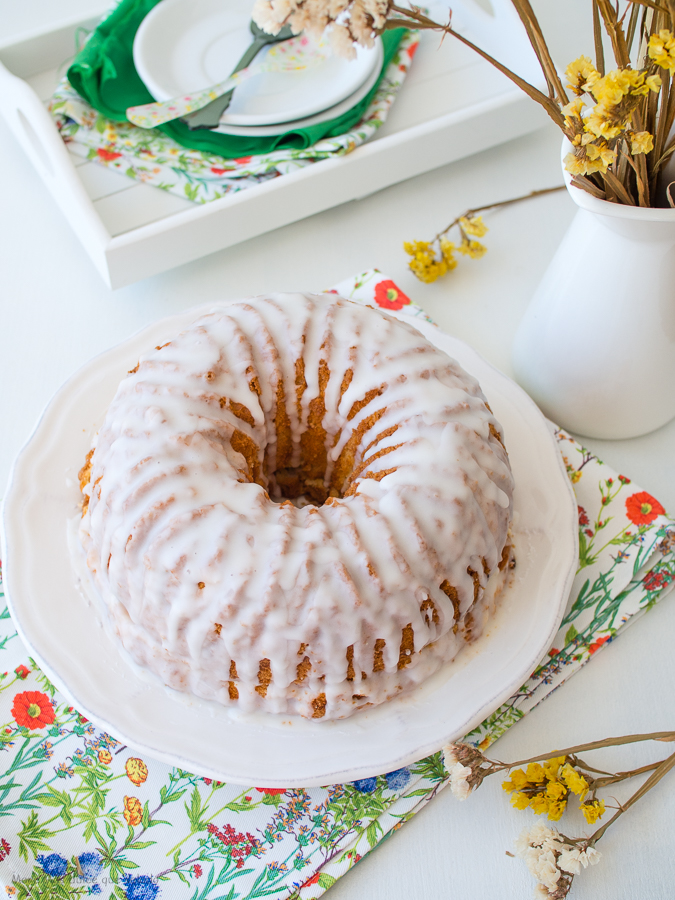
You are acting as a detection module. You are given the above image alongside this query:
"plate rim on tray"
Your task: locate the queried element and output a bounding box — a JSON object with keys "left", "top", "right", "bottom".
{"left": 133, "top": 0, "right": 382, "bottom": 126}
{"left": 210, "top": 41, "right": 383, "bottom": 136}
{"left": 2, "top": 300, "right": 578, "bottom": 787}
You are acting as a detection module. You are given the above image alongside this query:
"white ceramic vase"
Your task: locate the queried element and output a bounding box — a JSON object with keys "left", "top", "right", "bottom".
{"left": 512, "top": 155, "right": 675, "bottom": 440}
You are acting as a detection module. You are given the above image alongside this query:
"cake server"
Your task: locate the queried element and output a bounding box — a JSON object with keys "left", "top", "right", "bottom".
{"left": 182, "top": 22, "right": 296, "bottom": 130}
{"left": 127, "top": 35, "right": 327, "bottom": 129}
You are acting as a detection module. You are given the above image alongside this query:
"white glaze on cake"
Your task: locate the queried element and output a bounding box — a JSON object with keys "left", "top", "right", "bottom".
{"left": 78, "top": 293, "right": 514, "bottom": 719}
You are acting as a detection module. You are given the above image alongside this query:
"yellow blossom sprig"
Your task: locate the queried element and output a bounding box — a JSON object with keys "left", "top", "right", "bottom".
{"left": 403, "top": 185, "right": 565, "bottom": 284}
{"left": 443, "top": 731, "right": 675, "bottom": 898}
{"left": 649, "top": 29, "right": 675, "bottom": 76}
{"left": 560, "top": 50, "right": 661, "bottom": 206}
{"left": 503, "top": 755, "right": 607, "bottom": 823}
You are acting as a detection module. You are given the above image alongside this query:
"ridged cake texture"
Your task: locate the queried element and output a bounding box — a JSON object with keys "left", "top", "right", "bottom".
{"left": 78, "top": 293, "right": 514, "bottom": 719}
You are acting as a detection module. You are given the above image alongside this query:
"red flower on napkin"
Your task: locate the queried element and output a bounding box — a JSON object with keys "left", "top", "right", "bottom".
{"left": 588, "top": 635, "right": 611, "bottom": 655}
{"left": 97, "top": 148, "right": 122, "bottom": 163}
{"left": 11, "top": 690, "right": 55, "bottom": 729}
{"left": 374, "top": 280, "right": 411, "bottom": 310}
{"left": 644, "top": 570, "right": 671, "bottom": 592}
{"left": 625, "top": 491, "right": 665, "bottom": 526}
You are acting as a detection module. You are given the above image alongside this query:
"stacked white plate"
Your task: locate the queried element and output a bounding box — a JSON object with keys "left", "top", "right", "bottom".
{"left": 133, "top": 0, "right": 384, "bottom": 136}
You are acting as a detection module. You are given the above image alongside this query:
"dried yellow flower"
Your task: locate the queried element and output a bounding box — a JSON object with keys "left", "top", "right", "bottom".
{"left": 510, "top": 791, "right": 531, "bottom": 810}
{"left": 529, "top": 793, "right": 551, "bottom": 815}
{"left": 565, "top": 56, "right": 601, "bottom": 95}
{"left": 629, "top": 130, "right": 654, "bottom": 156}
{"left": 546, "top": 780, "right": 568, "bottom": 801}
{"left": 403, "top": 240, "right": 448, "bottom": 283}
{"left": 561, "top": 763, "right": 589, "bottom": 797}
{"left": 580, "top": 799, "right": 605, "bottom": 824}
{"left": 591, "top": 68, "right": 659, "bottom": 106}
{"left": 564, "top": 151, "right": 588, "bottom": 176}
{"left": 585, "top": 108, "right": 625, "bottom": 140}
{"left": 526, "top": 763, "right": 546, "bottom": 784}
{"left": 543, "top": 757, "right": 566, "bottom": 781}
{"left": 649, "top": 29, "right": 675, "bottom": 75}
{"left": 409, "top": 260, "right": 447, "bottom": 283}
{"left": 403, "top": 240, "right": 431, "bottom": 256}
{"left": 579, "top": 68, "right": 661, "bottom": 146}
{"left": 503, "top": 768, "right": 530, "bottom": 792}
{"left": 459, "top": 215, "right": 488, "bottom": 237}
{"left": 439, "top": 238, "right": 458, "bottom": 270}
{"left": 546, "top": 800, "right": 567, "bottom": 821}
{"left": 564, "top": 138, "right": 616, "bottom": 177}
{"left": 562, "top": 98, "right": 585, "bottom": 127}
{"left": 457, "top": 239, "right": 487, "bottom": 259}
{"left": 585, "top": 140, "right": 616, "bottom": 169}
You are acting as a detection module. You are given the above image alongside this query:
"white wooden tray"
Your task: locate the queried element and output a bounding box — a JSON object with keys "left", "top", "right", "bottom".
{"left": 0, "top": 0, "right": 546, "bottom": 288}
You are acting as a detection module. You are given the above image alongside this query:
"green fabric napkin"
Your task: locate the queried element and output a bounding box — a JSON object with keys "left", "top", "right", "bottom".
{"left": 67, "top": 0, "right": 405, "bottom": 156}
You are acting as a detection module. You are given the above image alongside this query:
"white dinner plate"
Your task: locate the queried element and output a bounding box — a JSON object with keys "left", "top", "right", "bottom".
{"left": 2, "top": 303, "right": 578, "bottom": 787}
{"left": 133, "top": 0, "right": 382, "bottom": 126}
{"left": 211, "top": 42, "right": 382, "bottom": 136}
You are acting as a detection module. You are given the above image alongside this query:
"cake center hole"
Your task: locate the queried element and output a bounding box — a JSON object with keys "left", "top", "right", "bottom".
{"left": 272, "top": 467, "right": 334, "bottom": 508}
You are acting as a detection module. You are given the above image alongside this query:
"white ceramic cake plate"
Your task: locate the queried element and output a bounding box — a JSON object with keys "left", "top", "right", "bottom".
{"left": 133, "top": 0, "right": 382, "bottom": 127}
{"left": 2, "top": 303, "right": 578, "bottom": 787}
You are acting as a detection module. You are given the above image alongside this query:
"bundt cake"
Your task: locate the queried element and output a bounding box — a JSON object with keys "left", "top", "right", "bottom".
{"left": 77, "top": 293, "right": 515, "bottom": 720}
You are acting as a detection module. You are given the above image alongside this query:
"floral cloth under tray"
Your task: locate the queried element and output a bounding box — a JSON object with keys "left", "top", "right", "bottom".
{"left": 0, "top": 269, "right": 673, "bottom": 900}
{"left": 47, "top": 32, "right": 419, "bottom": 206}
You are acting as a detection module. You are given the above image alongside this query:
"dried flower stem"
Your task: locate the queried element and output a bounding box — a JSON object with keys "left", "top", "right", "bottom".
{"left": 510, "top": 0, "right": 570, "bottom": 105}
{"left": 494, "top": 730, "right": 675, "bottom": 770}
{"left": 433, "top": 185, "right": 566, "bottom": 243}
{"left": 586, "top": 747, "right": 675, "bottom": 842}
{"left": 597, "top": 0, "right": 631, "bottom": 67}
{"left": 588, "top": 758, "right": 666, "bottom": 788}
{"left": 593, "top": 1, "right": 606, "bottom": 75}
{"left": 386, "top": 4, "right": 566, "bottom": 128}
{"left": 385, "top": 0, "right": 675, "bottom": 206}
{"left": 634, "top": 1, "right": 671, "bottom": 14}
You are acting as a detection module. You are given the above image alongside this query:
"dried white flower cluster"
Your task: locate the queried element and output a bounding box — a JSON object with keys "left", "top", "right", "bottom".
{"left": 448, "top": 761, "right": 473, "bottom": 799}
{"left": 252, "top": 0, "right": 394, "bottom": 59}
{"left": 515, "top": 824, "right": 601, "bottom": 898}
{"left": 442, "top": 742, "right": 494, "bottom": 800}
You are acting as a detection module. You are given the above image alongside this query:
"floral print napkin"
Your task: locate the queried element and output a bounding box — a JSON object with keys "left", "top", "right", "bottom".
{"left": 47, "top": 33, "right": 419, "bottom": 206}
{"left": 0, "top": 270, "right": 673, "bottom": 900}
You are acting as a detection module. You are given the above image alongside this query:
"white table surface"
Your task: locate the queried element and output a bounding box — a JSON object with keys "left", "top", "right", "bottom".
{"left": 2, "top": 1, "right": 675, "bottom": 898}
